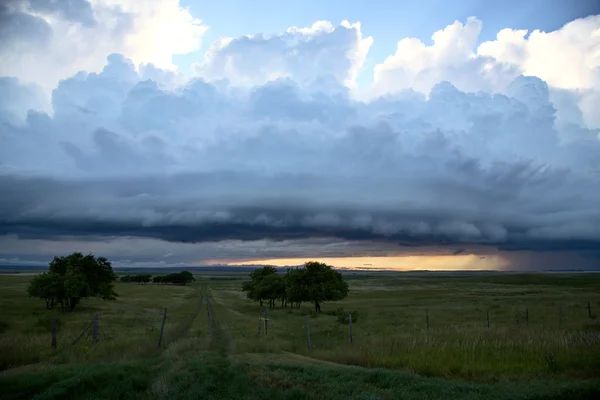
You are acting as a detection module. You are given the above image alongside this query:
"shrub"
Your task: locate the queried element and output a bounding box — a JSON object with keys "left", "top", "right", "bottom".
{"left": 335, "top": 307, "right": 358, "bottom": 324}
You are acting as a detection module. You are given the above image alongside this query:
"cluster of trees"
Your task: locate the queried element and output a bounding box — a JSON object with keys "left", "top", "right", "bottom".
{"left": 241, "top": 262, "right": 349, "bottom": 312}
{"left": 120, "top": 274, "right": 152, "bottom": 283}
{"left": 120, "top": 271, "right": 195, "bottom": 285}
{"left": 27, "top": 253, "right": 117, "bottom": 312}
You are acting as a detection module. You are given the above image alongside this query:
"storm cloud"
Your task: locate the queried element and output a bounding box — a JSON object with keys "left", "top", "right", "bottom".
{"left": 1, "top": 9, "right": 600, "bottom": 269}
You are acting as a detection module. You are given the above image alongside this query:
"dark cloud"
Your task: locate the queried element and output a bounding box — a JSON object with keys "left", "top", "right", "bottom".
{"left": 28, "top": 0, "right": 96, "bottom": 26}
{"left": 0, "top": 2, "right": 52, "bottom": 52}
{"left": 1, "top": 53, "right": 600, "bottom": 269}
{"left": 0, "top": 0, "right": 95, "bottom": 53}
{"left": 0, "top": 169, "right": 598, "bottom": 261}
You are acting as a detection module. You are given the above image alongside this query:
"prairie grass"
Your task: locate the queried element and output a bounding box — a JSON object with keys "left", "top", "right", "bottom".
{"left": 1, "top": 272, "right": 600, "bottom": 399}
{"left": 207, "top": 273, "right": 600, "bottom": 381}
{"left": 0, "top": 275, "right": 203, "bottom": 370}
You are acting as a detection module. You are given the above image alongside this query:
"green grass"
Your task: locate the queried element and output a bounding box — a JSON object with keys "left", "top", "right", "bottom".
{"left": 208, "top": 273, "right": 600, "bottom": 381}
{"left": 1, "top": 272, "right": 599, "bottom": 399}
{"left": 0, "top": 275, "right": 205, "bottom": 370}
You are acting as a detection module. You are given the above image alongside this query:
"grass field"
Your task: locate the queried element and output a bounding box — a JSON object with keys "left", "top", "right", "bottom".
{"left": 1, "top": 272, "right": 599, "bottom": 399}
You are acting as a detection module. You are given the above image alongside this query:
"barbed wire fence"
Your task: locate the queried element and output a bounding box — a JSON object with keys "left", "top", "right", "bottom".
{"left": 49, "top": 297, "right": 597, "bottom": 350}
{"left": 50, "top": 289, "right": 209, "bottom": 350}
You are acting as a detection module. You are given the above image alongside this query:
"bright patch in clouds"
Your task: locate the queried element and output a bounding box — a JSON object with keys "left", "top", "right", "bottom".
{"left": 0, "top": 0, "right": 206, "bottom": 93}
{"left": 230, "top": 255, "right": 510, "bottom": 271}
{"left": 0, "top": 1, "right": 599, "bottom": 270}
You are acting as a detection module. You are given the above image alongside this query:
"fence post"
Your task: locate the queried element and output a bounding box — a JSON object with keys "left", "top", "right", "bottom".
{"left": 305, "top": 315, "right": 311, "bottom": 349}
{"left": 51, "top": 316, "right": 57, "bottom": 349}
{"left": 93, "top": 313, "right": 99, "bottom": 342}
{"left": 265, "top": 307, "right": 268, "bottom": 337}
{"left": 349, "top": 312, "right": 353, "bottom": 344}
{"left": 425, "top": 308, "right": 429, "bottom": 331}
{"left": 257, "top": 311, "right": 262, "bottom": 336}
{"left": 486, "top": 310, "right": 490, "bottom": 329}
{"left": 588, "top": 301, "right": 592, "bottom": 318}
{"left": 157, "top": 308, "right": 167, "bottom": 348}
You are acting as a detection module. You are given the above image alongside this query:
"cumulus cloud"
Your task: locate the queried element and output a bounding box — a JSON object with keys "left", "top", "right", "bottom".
{"left": 0, "top": 0, "right": 207, "bottom": 94}
{"left": 370, "top": 15, "right": 600, "bottom": 129}
{"left": 1, "top": 14, "right": 600, "bottom": 269}
{"left": 194, "top": 20, "right": 373, "bottom": 89}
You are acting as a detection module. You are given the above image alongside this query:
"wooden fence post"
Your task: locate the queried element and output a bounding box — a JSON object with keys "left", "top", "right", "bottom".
{"left": 51, "top": 316, "right": 57, "bottom": 349}
{"left": 349, "top": 312, "right": 353, "bottom": 344}
{"left": 486, "top": 310, "right": 490, "bottom": 328}
{"left": 157, "top": 308, "right": 167, "bottom": 348}
{"left": 93, "top": 313, "right": 99, "bottom": 342}
{"left": 265, "top": 307, "right": 268, "bottom": 337}
{"left": 305, "top": 315, "right": 311, "bottom": 349}
{"left": 257, "top": 311, "right": 262, "bottom": 336}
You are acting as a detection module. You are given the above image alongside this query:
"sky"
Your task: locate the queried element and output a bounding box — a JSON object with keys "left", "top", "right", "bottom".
{"left": 0, "top": 0, "right": 599, "bottom": 271}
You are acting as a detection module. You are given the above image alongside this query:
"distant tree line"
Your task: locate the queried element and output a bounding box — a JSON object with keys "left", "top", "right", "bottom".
{"left": 210, "top": 277, "right": 243, "bottom": 281}
{"left": 27, "top": 253, "right": 117, "bottom": 312}
{"left": 241, "top": 261, "right": 349, "bottom": 312}
{"left": 120, "top": 271, "right": 195, "bottom": 285}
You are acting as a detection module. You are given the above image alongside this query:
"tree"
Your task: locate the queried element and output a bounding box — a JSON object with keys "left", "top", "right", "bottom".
{"left": 27, "top": 272, "right": 62, "bottom": 309}
{"left": 242, "top": 262, "right": 349, "bottom": 312}
{"left": 134, "top": 274, "right": 151, "bottom": 284}
{"left": 284, "top": 267, "right": 308, "bottom": 308}
{"left": 161, "top": 271, "right": 195, "bottom": 285}
{"left": 242, "top": 266, "right": 279, "bottom": 307}
{"left": 27, "top": 252, "right": 118, "bottom": 312}
{"left": 178, "top": 271, "right": 195, "bottom": 284}
{"left": 303, "top": 261, "right": 348, "bottom": 312}
{"left": 255, "top": 273, "right": 285, "bottom": 308}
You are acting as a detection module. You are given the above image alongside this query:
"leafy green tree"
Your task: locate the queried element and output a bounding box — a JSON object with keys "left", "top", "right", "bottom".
{"left": 242, "top": 263, "right": 348, "bottom": 311}
{"left": 179, "top": 271, "right": 195, "bottom": 284}
{"left": 303, "top": 261, "right": 349, "bottom": 312}
{"left": 242, "top": 266, "right": 278, "bottom": 307}
{"left": 255, "top": 273, "right": 285, "bottom": 308}
{"left": 284, "top": 267, "right": 309, "bottom": 308}
{"left": 134, "top": 274, "right": 152, "bottom": 284}
{"left": 161, "top": 271, "right": 195, "bottom": 285}
{"left": 27, "top": 252, "right": 117, "bottom": 312}
{"left": 27, "top": 272, "right": 63, "bottom": 309}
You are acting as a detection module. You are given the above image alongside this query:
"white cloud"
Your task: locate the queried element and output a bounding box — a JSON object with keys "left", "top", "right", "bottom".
{"left": 478, "top": 15, "right": 600, "bottom": 91}
{"left": 371, "top": 17, "right": 517, "bottom": 96}
{"left": 370, "top": 15, "right": 600, "bottom": 129}
{"left": 194, "top": 20, "right": 373, "bottom": 89}
{"left": 0, "top": 0, "right": 207, "bottom": 95}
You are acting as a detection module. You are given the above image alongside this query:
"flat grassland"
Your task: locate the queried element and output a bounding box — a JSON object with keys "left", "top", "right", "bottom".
{"left": 1, "top": 272, "right": 599, "bottom": 399}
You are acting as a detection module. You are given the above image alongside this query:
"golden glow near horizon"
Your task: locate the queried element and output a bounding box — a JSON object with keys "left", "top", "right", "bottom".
{"left": 227, "top": 254, "right": 510, "bottom": 271}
